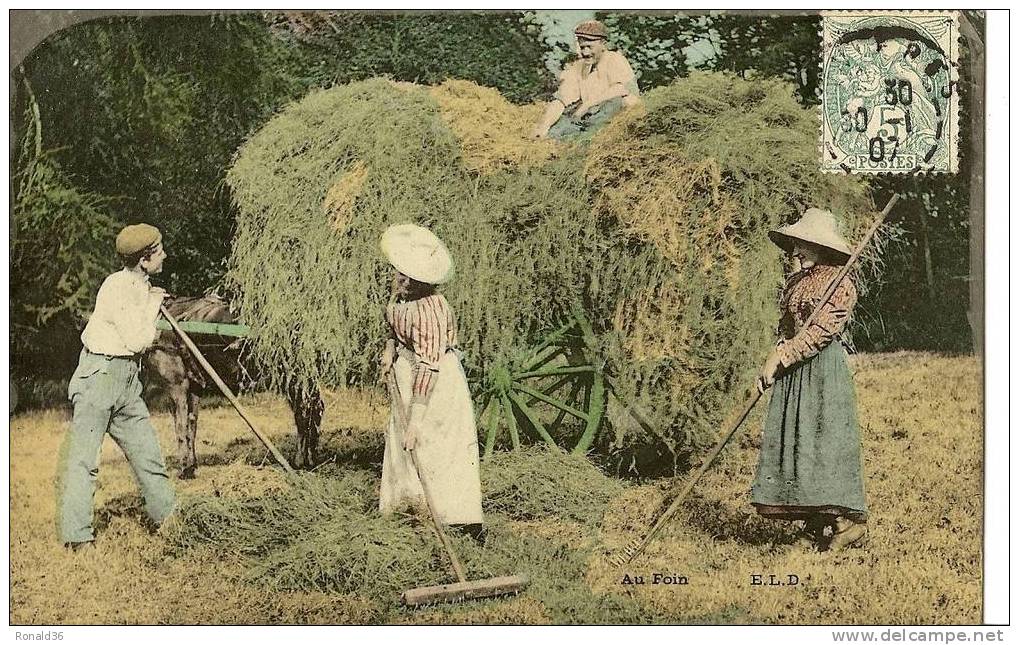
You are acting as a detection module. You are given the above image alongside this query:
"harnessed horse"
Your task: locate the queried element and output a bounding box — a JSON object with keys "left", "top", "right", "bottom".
{"left": 144, "top": 295, "right": 323, "bottom": 477}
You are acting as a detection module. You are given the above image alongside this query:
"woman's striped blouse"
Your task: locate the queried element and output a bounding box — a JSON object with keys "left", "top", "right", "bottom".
{"left": 776, "top": 264, "right": 858, "bottom": 367}
{"left": 386, "top": 293, "right": 458, "bottom": 402}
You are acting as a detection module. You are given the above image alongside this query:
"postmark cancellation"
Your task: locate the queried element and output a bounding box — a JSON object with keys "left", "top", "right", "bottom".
{"left": 820, "top": 11, "right": 960, "bottom": 174}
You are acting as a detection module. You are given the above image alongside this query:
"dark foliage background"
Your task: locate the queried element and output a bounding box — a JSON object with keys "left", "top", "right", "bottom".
{"left": 10, "top": 10, "right": 979, "bottom": 405}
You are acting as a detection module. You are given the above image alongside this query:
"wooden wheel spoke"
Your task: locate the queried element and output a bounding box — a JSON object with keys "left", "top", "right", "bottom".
{"left": 514, "top": 365, "right": 594, "bottom": 379}
{"left": 521, "top": 344, "right": 567, "bottom": 373}
{"left": 507, "top": 391, "right": 561, "bottom": 451}
{"left": 475, "top": 394, "right": 493, "bottom": 420}
{"left": 548, "top": 379, "right": 586, "bottom": 436}
{"left": 512, "top": 382, "right": 589, "bottom": 422}
{"left": 522, "top": 320, "right": 577, "bottom": 364}
{"left": 500, "top": 392, "right": 520, "bottom": 450}
{"left": 482, "top": 397, "right": 500, "bottom": 459}
{"left": 538, "top": 375, "right": 572, "bottom": 397}
{"left": 572, "top": 371, "right": 605, "bottom": 455}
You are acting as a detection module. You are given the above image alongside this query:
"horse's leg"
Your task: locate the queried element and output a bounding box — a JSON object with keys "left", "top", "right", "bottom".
{"left": 288, "top": 381, "right": 323, "bottom": 469}
{"left": 172, "top": 375, "right": 197, "bottom": 479}
{"left": 156, "top": 350, "right": 196, "bottom": 479}
{"left": 184, "top": 388, "right": 200, "bottom": 478}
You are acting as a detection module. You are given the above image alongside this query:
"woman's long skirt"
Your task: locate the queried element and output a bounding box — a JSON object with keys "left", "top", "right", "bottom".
{"left": 751, "top": 342, "right": 867, "bottom": 520}
{"left": 380, "top": 350, "right": 484, "bottom": 525}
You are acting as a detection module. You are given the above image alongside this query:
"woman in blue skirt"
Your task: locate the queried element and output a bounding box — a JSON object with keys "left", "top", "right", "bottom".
{"left": 754, "top": 208, "right": 867, "bottom": 551}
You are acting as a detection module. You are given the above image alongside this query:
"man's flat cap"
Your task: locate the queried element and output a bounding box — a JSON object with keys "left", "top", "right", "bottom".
{"left": 116, "top": 223, "right": 162, "bottom": 256}
{"left": 574, "top": 20, "right": 608, "bottom": 40}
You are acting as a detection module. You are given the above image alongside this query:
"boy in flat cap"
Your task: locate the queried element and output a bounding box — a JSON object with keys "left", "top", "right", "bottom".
{"left": 58, "top": 223, "right": 176, "bottom": 551}
{"left": 531, "top": 19, "right": 641, "bottom": 140}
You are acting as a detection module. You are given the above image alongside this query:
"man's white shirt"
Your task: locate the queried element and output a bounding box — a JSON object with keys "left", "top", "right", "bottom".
{"left": 81, "top": 268, "right": 163, "bottom": 356}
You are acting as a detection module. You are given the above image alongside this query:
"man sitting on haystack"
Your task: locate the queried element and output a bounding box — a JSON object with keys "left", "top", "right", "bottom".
{"left": 531, "top": 20, "right": 641, "bottom": 140}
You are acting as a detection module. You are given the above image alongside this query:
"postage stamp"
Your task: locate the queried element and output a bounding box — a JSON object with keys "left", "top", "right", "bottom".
{"left": 820, "top": 11, "right": 960, "bottom": 174}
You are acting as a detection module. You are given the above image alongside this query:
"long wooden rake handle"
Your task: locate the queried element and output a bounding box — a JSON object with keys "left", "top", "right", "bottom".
{"left": 159, "top": 305, "right": 296, "bottom": 475}
{"left": 387, "top": 372, "right": 468, "bottom": 583}
{"left": 410, "top": 450, "right": 469, "bottom": 583}
{"left": 614, "top": 193, "right": 901, "bottom": 566}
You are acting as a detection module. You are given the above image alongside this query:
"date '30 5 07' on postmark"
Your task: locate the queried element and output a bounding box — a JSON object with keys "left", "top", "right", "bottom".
{"left": 820, "top": 11, "right": 960, "bottom": 174}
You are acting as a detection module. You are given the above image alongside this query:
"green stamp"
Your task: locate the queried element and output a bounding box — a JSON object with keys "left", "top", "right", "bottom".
{"left": 821, "top": 11, "right": 960, "bottom": 174}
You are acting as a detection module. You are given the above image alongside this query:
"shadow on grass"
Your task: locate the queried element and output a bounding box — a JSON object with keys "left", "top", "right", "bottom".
{"left": 681, "top": 496, "right": 797, "bottom": 547}
{"left": 95, "top": 493, "right": 145, "bottom": 532}
{"left": 181, "top": 426, "right": 386, "bottom": 475}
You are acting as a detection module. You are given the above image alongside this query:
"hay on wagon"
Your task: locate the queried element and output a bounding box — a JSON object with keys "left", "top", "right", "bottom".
{"left": 225, "top": 72, "right": 874, "bottom": 471}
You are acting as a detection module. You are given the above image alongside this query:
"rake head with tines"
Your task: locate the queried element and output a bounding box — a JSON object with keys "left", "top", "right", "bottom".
{"left": 611, "top": 539, "right": 645, "bottom": 567}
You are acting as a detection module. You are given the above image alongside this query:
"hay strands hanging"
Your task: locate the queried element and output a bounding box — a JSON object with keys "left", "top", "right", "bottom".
{"left": 612, "top": 193, "right": 902, "bottom": 567}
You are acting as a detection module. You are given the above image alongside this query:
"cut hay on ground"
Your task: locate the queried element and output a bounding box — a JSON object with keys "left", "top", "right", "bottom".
{"left": 173, "top": 469, "right": 442, "bottom": 600}
{"left": 481, "top": 446, "right": 624, "bottom": 526}
{"left": 9, "top": 354, "right": 983, "bottom": 624}
{"left": 173, "top": 448, "right": 636, "bottom": 615}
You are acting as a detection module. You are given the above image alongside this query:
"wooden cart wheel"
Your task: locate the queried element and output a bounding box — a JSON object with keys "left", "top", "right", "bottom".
{"left": 476, "top": 306, "right": 605, "bottom": 457}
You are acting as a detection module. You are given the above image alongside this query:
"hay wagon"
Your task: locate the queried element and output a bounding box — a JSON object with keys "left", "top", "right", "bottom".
{"left": 224, "top": 75, "right": 876, "bottom": 473}
{"left": 154, "top": 306, "right": 614, "bottom": 456}
{"left": 155, "top": 319, "right": 250, "bottom": 338}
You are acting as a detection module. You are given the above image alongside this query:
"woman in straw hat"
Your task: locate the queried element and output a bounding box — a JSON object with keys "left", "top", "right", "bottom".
{"left": 378, "top": 224, "right": 484, "bottom": 539}
{"left": 752, "top": 209, "right": 867, "bottom": 551}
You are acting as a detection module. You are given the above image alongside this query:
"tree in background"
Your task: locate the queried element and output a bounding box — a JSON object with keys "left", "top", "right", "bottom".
{"left": 859, "top": 19, "right": 978, "bottom": 353}
{"left": 265, "top": 11, "right": 556, "bottom": 102}
{"left": 17, "top": 15, "right": 306, "bottom": 298}
{"left": 10, "top": 75, "right": 120, "bottom": 403}
{"left": 599, "top": 13, "right": 819, "bottom": 103}
{"left": 692, "top": 14, "right": 822, "bottom": 105}
{"left": 599, "top": 13, "right": 693, "bottom": 90}
{"left": 12, "top": 14, "right": 308, "bottom": 397}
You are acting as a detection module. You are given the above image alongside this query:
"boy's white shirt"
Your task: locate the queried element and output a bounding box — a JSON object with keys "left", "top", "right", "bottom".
{"left": 81, "top": 268, "right": 163, "bottom": 356}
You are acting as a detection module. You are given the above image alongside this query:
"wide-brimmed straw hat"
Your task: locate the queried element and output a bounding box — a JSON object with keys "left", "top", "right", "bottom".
{"left": 380, "top": 224, "right": 453, "bottom": 285}
{"left": 768, "top": 208, "right": 853, "bottom": 263}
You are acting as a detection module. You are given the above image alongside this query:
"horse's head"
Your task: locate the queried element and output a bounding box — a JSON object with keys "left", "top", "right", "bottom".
{"left": 164, "top": 294, "right": 236, "bottom": 324}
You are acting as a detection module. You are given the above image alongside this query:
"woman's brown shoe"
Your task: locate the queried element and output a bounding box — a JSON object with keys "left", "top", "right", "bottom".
{"left": 794, "top": 514, "right": 835, "bottom": 551}
{"left": 829, "top": 520, "right": 868, "bottom": 551}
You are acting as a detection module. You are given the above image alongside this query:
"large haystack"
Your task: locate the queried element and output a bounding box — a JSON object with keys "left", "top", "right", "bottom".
{"left": 583, "top": 73, "right": 874, "bottom": 467}
{"left": 226, "top": 73, "right": 873, "bottom": 468}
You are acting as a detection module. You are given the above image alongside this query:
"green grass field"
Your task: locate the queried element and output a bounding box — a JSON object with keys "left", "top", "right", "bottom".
{"left": 10, "top": 352, "right": 982, "bottom": 624}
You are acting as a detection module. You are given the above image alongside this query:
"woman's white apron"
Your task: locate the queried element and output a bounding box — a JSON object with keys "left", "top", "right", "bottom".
{"left": 380, "top": 350, "right": 483, "bottom": 524}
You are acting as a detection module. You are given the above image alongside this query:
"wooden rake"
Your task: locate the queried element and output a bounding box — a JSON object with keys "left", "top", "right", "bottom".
{"left": 612, "top": 194, "right": 901, "bottom": 567}
{"left": 387, "top": 373, "right": 529, "bottom": 606}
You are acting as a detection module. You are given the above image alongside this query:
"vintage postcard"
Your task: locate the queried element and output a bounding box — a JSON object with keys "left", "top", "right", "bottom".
{"left": 7, "top": 7, "right": 1001, "bottom": 637}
